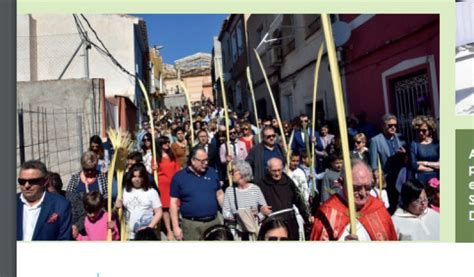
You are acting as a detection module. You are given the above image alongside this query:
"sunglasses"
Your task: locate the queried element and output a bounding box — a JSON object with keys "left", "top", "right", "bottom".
{"left": 265, "top": 134, "right": 276, "bottom": 139}
{"left": 83, "top": 168, "right": 96, "bottom": 174}
{"left": 387, "top": 124, "right": 397, "bottom": 128}
{"left": 267, "top": 236, "right": 289, "bottom": 241}
{"left": 230, "top": 131, "right": 237, "bottom": 135}
{"left": 353, "top": 184, "right": 372, "bottom": 192}
{"left": 143, "top": 138, "right": 151, "bottom": 142}
{"left": 18, "top": 177, "right": 44, "bottom": 186}
{"left": 242, "top": 128, "right": 249, "bottom": 131}
{"left": 355, "top": 141, "right": 364, "bottom": 144}
{"left": 418, "top": 129, "right": 429, "bottom": 134}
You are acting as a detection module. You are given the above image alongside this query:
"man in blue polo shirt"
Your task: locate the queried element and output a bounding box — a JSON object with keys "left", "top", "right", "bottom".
{"left": 170, "top": 146, "right": 224, "bottom": 240}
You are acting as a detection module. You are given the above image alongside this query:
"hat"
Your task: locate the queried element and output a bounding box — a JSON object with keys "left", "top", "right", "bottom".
{"left": 427, "top": 178, "right": 439, "bottom": 189}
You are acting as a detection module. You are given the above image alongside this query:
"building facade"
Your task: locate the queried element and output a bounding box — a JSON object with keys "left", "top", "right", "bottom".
{"left": 162, "top": 53, "right": 213, "bottom": 108}
{"left": 218, "top": 14, "right": 251, "bottom": 115}
{"left": 339, "top": 14, "right": 440, "bottom": 141}
{"left": 456, "top": 2, "right": 474, "bottom": 115}
{"left": 17, "top": 13, "right": 151, "bottom": 132}
{"left": 246, "top": 14, "right": 335, "bottom": 122}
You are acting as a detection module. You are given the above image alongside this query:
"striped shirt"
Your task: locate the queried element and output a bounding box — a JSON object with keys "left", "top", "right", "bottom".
{"left": 223, "top": 184, "right": 267, "bottom": 220}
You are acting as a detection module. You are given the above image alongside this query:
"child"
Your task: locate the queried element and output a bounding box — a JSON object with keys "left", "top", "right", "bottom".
{"left": 73, "top": 191, "right": 119, "bottom": 241}
{"left": 299, "top": 152, "right": 324, "bottom": 199}
{"left": 288, "top": 152, "right": 310, "bottom": 202}
{"left": 426, "top": 177, "right": 440, "bottom": 213}
{"left": 370, "top": 172, "right": 390, "bottom": 209}
{"left": 115, "top": 163, "right": 163, "bottom": 240}
{"left": 320, "top": 153, "right": 344, "bottom": 203}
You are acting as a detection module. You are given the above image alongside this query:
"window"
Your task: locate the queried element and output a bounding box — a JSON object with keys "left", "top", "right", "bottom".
{"left": 236, "top": 20, "right": 244, "bottom": 56}
{"left": 303, "top": 14, "right": 321, "bottom": 38}
{"left": 231, "top": 30, "right": 238, "bottom": 64}
{"left": 235, "top": 81, "right": 242, "bottom": 112}
{"left": 282, "top": 14, "right": 295, "bottom": 56}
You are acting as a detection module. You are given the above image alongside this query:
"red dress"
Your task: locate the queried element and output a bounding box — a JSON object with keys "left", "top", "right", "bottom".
{"left": 157, "top": 157, "right": 181, "bottom": 208}
{"left": 310, "top": 195, "right": 397, "bottom": 241}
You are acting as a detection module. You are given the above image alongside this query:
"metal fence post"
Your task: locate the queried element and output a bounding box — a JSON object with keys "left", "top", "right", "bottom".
{"left": 18, "top": 107, "right": 25, "bottom": 165}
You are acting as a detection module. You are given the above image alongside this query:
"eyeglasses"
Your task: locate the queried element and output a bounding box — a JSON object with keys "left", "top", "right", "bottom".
{"left": 18, "top": 177, "right": 45, "bottom": 186}
{"left": 418, "top": 129, "right": 429, "bottom": 134}
{"left": 413, "top": 197, "right": 429, "bottom": 205}
{"left": 193, "top": 157, "right": 209, "bottom": 164}
{"left": 265, "top": 134, "right": 276, "bottom": 139}
{"left": 353, "top": 184, "right": 372, "bottom": 192}
{"left": 267, "top": 236, "right": 289, "bottom": 241}
{"left": 387, "top": 124, "right": 397, "bottom": 128}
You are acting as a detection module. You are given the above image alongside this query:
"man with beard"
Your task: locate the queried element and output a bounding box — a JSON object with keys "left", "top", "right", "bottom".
{"left": 257, "top": 158, "right": 310, "bottom": 240}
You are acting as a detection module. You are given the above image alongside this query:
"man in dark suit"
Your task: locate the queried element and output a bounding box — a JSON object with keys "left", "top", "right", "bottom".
{"left": 195, "top": 129, "right": 218, "bottom": 170}
{"left": 291, "top": 114, "right": 324, "bottom": 169}
{"left": 17, "top": 160, "right": 72, "bottom": 241}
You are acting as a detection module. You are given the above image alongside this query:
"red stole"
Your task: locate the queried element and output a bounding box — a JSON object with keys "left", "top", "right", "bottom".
{"left": 310, "top": 195, "right": 397, "bottom": 241}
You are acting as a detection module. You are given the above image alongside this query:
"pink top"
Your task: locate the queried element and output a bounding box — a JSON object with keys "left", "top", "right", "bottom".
{"left": 77, "top": 211, "right": 119, "bottom": 241}
{"left": 430, "top": 204, "right": 440, "bottom": 213}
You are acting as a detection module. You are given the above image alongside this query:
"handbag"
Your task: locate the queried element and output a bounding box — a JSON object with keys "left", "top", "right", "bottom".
{"left": 233, "top": 186, "right": 259, "bottom": 234}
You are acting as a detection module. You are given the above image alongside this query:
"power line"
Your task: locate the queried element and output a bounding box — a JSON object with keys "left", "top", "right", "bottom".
{"left": 72, "top": 14, "right": 137, "bottom": 79}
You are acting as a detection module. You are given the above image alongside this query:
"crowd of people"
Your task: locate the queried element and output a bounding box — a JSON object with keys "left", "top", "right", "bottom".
{"left": 16, "top": 101, "right": 440, "bottom": 241}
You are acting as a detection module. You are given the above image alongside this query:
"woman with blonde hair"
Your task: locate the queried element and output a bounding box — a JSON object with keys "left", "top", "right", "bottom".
{"left": 409, "top": 115, "right": 439, "bottom": 185}
{"left": 239, "top": 121, "right": 256, "bottom": 153}
{"left": 350, "top": 133, "right": 369, "bottom": 164}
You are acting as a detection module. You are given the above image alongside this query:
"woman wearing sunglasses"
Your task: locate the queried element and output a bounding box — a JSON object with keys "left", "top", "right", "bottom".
{"left": 66, "top": 151, "right": 108, "bottom": 239}
{"left": 156, "top": 136, "right": 181, "bottom": 240}
{"left": 141, "top": 132, "right": 155, "bottom": 174}
{"left": 409, "top": 115, "right": 439, "bottom": 185}
{"left": 350, "top": 133, "right": 369, "bottom": 165}
{"left": 239, "top": 122, "right": 255, "bottom": 153}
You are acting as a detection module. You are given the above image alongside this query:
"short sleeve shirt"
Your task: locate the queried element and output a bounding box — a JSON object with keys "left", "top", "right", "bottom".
{"left": 170, "top": 167, "right": 220, "bottom": 218}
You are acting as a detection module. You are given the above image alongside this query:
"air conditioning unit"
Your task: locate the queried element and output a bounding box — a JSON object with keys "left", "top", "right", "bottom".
{"left": 269, "top": 46, "right": 282, "bottom": 66}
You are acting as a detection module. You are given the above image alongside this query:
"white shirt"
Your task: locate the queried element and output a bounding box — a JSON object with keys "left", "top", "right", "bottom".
{"left": 338, "top": 220, "right": 372, "bottom": 241}
{"left": 20, "top": 192, "right": 46, "bottom": 241}
{"left": 289, "top": 168, "right": 310, "bottom": 201}
{"left": 123, "top": 188, "right": 162, "bottom": 239}
{"left": 392, "top": 208, "right": 439, "bottom": 241}
{"left": 370, "top": 188, "right": 390, "bottom": 209}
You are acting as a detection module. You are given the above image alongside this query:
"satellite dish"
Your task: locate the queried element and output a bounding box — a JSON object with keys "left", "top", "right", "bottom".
{"left": 332, "top": 21, "right": 351, "bottom": 47}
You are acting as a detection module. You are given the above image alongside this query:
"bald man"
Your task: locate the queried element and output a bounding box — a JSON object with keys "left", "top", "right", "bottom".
{"left": 310, "top": 160, "right": 397, "bottom": 241}
{"left": 257, "top": 158, "right": 310, "bottom": 240}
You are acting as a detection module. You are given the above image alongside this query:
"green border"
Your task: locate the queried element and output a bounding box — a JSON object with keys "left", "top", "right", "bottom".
{"left": 17, "top": 1, "right": 463, "bottom": 242}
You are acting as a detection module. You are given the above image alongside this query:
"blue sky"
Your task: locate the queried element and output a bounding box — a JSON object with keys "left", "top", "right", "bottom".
{"left": 134, "top": 14, "right": 228, "bottom": 64}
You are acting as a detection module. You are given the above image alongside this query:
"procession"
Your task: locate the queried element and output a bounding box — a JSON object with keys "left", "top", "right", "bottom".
{"left": 16, "top": 13, "right": 440, "bottom": 242}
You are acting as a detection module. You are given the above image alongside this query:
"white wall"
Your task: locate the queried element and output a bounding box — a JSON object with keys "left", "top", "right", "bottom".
{"left": 17, "top": 14, "right": 140, "bottom": 101}
{"left": 456, "top": 50, "right": 474, "bottom": 114}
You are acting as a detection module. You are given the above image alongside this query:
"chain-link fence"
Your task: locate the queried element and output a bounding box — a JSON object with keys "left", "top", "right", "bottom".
{"left": 17, "top": 32, "right": 88, "bottom": 82}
